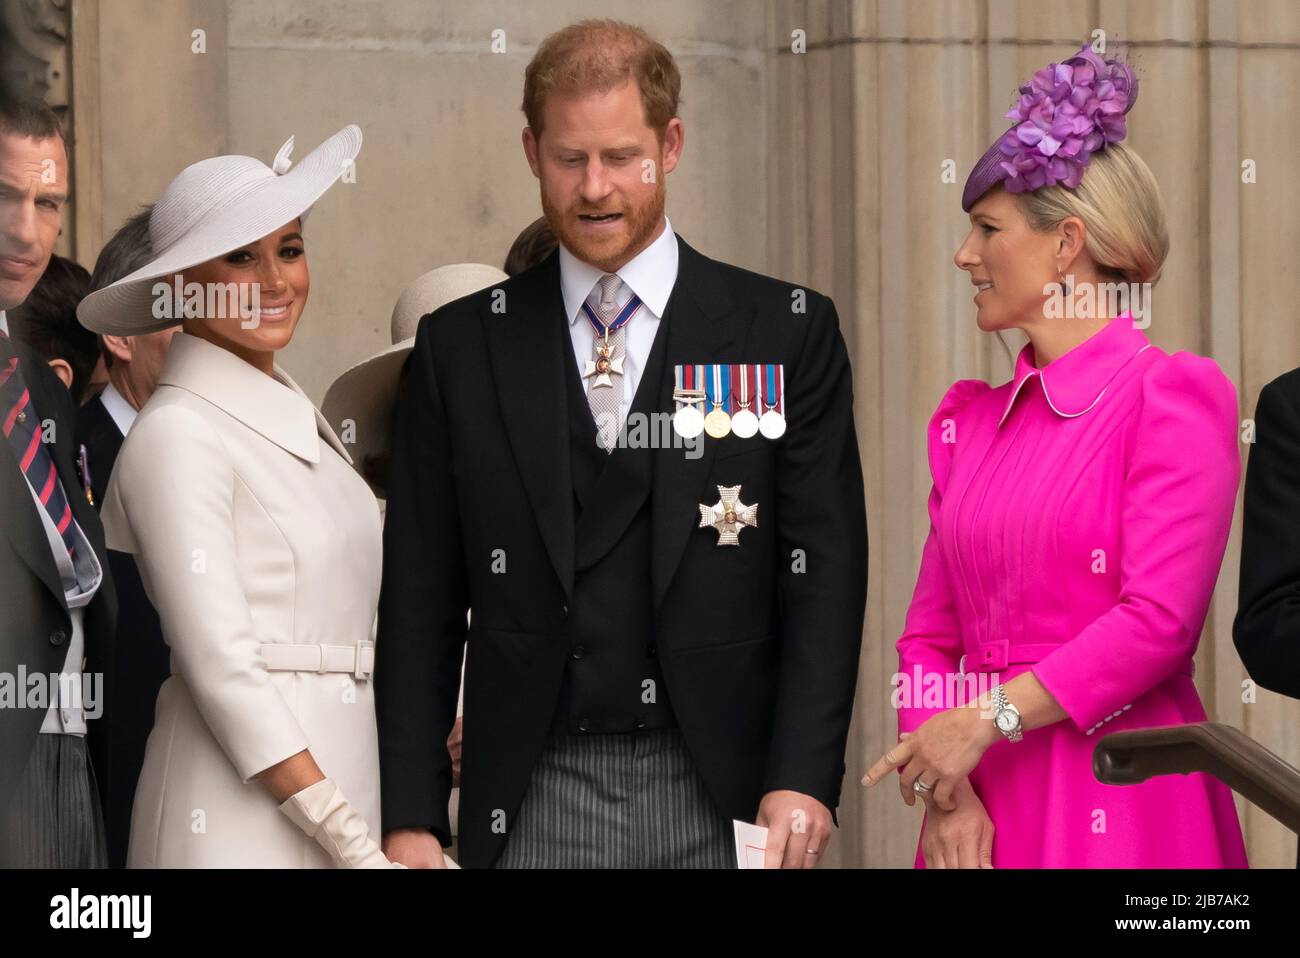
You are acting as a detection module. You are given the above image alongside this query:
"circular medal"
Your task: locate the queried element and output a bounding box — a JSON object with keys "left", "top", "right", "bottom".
{"left": 759, "top": 408, "right": 786, "bottom": 439}
{"left": 730, "top": 407, "right": 759, "bottom": 438}
{"left": 673, "top": 404, "right": 705, "bottom": 439}
{"left": 704, "top": 407, "right": 732, "bottom": 439}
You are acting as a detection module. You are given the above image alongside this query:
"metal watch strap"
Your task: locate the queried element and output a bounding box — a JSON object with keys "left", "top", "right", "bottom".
{"left": 991, "top": 684, "right": 1023, "bottom": 743}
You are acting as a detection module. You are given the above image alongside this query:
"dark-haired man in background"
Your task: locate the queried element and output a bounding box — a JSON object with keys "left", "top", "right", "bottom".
{"left": 6, "top": 254, "right": 97, "bottom": 404}
{"left": 74, "top": 204, "right": 174, "bottom": 867}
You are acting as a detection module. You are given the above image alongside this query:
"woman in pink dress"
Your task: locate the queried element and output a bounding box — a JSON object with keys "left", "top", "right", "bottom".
{"left": 863, "top": 45, "right": 1248, "bottom": 868}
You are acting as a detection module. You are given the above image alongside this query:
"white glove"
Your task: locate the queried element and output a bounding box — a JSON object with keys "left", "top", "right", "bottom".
{"left": 278, "top": 778, "right": 404, "bottom": 869}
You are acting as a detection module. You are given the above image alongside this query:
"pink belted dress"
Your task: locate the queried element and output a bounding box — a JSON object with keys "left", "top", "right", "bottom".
{"left": 896, "top": 314, "right": 1248, "bottom": 867}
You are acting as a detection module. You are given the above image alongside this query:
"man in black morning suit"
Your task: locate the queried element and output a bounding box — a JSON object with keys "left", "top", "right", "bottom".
{"left": 78, "top": 389, "right": 169, "bottom": 871}
{"left": 1, "top": 98, "right": 116, "bottom": 866}
{"left": 75, "top": 207, "right": 173, "bottom": 868}
{"left": 1236, "top": 368, "right": 1300, "bottom": 697}
{"left": 377, "top": 21, "right": 867, "bottom": 869}
{"left": 1235, "top": 367, "right": 1300, "bottom": 866}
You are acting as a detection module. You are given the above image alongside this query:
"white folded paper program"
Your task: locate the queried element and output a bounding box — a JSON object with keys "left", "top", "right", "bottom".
{"left": 732, "top": 819, "right": 769, "bottom": 869}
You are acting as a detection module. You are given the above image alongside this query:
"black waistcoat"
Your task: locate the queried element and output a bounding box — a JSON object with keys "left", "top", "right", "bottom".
{"left": 549, "top": 303, "right": 677, "bottom": 736}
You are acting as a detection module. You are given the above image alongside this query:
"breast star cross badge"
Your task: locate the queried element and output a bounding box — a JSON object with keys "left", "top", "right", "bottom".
{"left": 698, "top": 484, "right": 758, "bottom": 546}
{"left": 583, "top": 341, "right": 624, "bottom": 389}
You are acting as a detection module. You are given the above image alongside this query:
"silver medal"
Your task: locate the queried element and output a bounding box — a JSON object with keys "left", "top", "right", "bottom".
{"left": 674, "top": 404, "right": 705, "bottom": 439}
{"left": 730, "top": 407, "right": 759, "bottom": 438}
{"left": 759, "top": 408, "right": 786, "bottom": 439}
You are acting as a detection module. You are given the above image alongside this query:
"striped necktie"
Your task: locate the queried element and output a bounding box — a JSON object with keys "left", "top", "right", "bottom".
{"left": 0, "top": 328, "right": 78, "bottom": 561}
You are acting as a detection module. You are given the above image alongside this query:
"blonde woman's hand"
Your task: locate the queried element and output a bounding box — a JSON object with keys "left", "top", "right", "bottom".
{"left": 920, "top": 776, "right": 994, "bottom": 869}
{"left": 862, "top": 704, "right": 1000, "bottom": 810}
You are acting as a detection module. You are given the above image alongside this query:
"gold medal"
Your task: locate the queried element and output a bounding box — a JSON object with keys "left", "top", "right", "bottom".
{"left": 702, "top": 363, "right": 732, "bottom": 439}
{"left": 704, "top": 406, "right": 731, "bottom": 439}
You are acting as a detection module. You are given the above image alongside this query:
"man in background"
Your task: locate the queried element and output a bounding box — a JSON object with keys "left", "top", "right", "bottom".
{"left": 6, "top": 254, "right": 97, "bottom": 404}
{"left": 0, "top": 95, "right": 115, "bottom": 867}
{"left": 75, "top": 204, "right": 174, "bottom": 867}
{"left": 504, "top": 216, "right": 557, "bottom": 277}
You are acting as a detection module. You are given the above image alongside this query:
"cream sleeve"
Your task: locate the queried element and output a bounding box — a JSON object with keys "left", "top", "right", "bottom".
{"left": 103, "top": 403, "right": 310, "bottom": 782}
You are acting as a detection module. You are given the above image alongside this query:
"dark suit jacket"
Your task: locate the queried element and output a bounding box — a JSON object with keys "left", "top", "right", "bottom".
{"left": 77, "top": 394, "right": 120, "bottom": 510}
{"left": 1, "top": 337, "right": 116, "bottom": 824}
{"left": 1235, "top": 368, "right": 1300, "bottom": 698}
{"left": 78, "top": 393, "right": 170, "bottom": 868}
{"left": 376, "top": 236, "right": 868, "bottom": 868}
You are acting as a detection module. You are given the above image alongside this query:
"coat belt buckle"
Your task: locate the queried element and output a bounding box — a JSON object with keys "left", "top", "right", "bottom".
{"left": 977, "top": 640, "right": 1009, "bottom": 672}
{"left": 354, "top": 640, "right": 374, "bottom": 680}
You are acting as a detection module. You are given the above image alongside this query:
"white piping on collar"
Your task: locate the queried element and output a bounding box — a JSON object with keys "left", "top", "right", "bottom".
{"left": 998, "top": 342, "right": 1154, "bottom": 428}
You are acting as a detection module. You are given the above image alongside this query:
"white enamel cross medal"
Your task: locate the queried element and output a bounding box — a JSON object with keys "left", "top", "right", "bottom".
{"left": 583, "top": 331, "right": 624, "bottom": 389}
{"left": 698, "top": 484, "right": 758, "bottom": 546}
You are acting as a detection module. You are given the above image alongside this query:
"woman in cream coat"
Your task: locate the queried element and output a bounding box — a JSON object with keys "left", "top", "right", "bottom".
{"left": 78, "top": 127, "right": 412, "bottom": 867}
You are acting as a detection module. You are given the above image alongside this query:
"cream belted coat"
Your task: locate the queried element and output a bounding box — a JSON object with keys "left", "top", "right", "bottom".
{"left": 100, "top": 332, "right": 383, "bottom": 867}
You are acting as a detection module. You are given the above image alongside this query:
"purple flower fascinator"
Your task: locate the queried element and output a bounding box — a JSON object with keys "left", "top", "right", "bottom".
{"left": 961, "top": 44, "right": 1138, "bottom": 212}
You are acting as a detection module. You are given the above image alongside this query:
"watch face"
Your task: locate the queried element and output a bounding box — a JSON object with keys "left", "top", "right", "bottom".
{"left": 995, "top": 710, "right": 1016, "bottom": 732}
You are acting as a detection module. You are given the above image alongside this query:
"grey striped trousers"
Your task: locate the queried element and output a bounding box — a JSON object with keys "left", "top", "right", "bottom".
{"left": 1, "top": 733, "right": 107, "bottom": 868}
{"left": 495, "top": 728, "right": 734, "bottom": 869}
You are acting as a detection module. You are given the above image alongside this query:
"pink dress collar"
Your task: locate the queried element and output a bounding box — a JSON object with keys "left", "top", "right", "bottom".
{"left": 999, "top": 312, "right": 1153, "bottom": 427}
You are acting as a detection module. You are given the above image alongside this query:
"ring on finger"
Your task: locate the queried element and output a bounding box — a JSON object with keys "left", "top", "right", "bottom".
{"left": 912, "top": 778, "right": 934, "bottom": 793}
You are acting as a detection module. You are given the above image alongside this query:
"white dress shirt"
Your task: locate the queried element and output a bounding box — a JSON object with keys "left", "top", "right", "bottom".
{"left": 99, "top": 380, "right": 138, "bottom": 436}
{"left": 1, "top": 310, "right": 100, "bottom": 734}
{"left": 559, "top": 216, "right": 679, "bottom": 429}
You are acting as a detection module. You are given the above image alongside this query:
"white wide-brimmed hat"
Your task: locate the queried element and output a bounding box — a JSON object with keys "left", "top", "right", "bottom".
{"left": 322, "top": 263, "right": 508, "bottom": 496}
{"left": 77, "top": 125, "right": 363, "bottom": 335}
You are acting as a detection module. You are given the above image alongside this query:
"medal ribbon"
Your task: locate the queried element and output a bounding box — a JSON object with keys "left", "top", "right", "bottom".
{"left": 733, "top": 363, "right": 752, "bottom": 409}
{"left": 763, "top": 363, "right": 784, "bottom": 415}
{"left": 581, "top": 294, "right": 643, "bottom": 339}
{"left": 708, "top": 363, "right": 730, "bottom": 411}
{"left": 676, "top": 364, "right": 706, "bottom": 403}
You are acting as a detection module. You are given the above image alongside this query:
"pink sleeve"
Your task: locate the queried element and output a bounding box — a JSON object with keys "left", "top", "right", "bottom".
{"left": 896, "top": 379, "right": 991, "bottom": 735}
{"left": 1032, "top": 353, "right": 1241, "bottom": 732}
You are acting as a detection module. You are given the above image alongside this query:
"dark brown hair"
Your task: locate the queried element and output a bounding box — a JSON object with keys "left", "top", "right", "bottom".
{"left": 8, "top": 255, "right": 97, "bottom": 403}
{"left": 0, "top": 96, "right": 64, "bottom": 143}
{"left": 503, "top": 216, "right": 558, "bottom": 276}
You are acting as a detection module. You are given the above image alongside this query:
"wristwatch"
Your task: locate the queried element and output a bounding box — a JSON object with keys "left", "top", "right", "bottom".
{"left": 990, "top": 684, "right": 1023, "bottom": 743}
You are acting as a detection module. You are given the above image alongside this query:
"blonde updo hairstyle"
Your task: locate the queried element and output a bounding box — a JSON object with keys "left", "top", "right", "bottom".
{"left": 1014, "top": 142, "right": 1169, "bottom": 286}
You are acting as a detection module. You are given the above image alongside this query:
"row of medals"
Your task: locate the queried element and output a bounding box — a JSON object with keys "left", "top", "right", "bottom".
{"left": 672, "top": 388, "right": 786, "bottom": 441}
{"left": 591, "top": 329, "right": 786, "bottom": 441}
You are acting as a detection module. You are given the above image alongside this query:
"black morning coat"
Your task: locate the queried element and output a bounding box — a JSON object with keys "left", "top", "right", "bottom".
{"left": 1, "top": 336, "right": 116, "bottom": 841}
{"left": 375, "top": 235, "right": 868, "bottom": 868}
{"left": 77, "top": 392, "right": 170, "bottom": 868}
{"left": 1236, "top": 366, "right": 1300, "bottom": 698}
